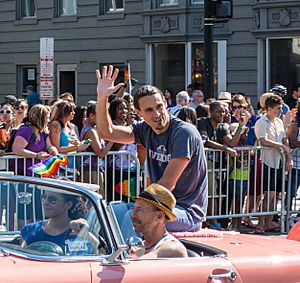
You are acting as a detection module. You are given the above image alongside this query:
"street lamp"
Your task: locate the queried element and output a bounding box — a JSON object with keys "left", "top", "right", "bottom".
{"left": 203, "top": 0, "right": 233, "bottom": 99}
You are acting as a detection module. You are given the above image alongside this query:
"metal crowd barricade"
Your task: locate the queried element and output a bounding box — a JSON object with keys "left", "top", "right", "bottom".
{"left": 0, "top": 151, "right": 142, "bottom": 231}
{"left": 205, "top": 146, "right": 290, "bottom": 232}
{"left": 286, "top": 147, "right": 300, "bottom": 230}
{"left": 0, "top": 147, "right": 299, "bottom": 232}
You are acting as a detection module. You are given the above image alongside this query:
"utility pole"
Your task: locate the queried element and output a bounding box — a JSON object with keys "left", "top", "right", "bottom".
{"left": 203, "top": 0, "right": 233, "bottom": 99}
{"left": 204, "top": 0, "right": 214, "bottom": 99}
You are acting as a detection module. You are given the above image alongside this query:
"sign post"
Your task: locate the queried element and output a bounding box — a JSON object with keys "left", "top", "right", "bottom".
{"left": 40, "top": 38, "right": 54, "bottom": 101}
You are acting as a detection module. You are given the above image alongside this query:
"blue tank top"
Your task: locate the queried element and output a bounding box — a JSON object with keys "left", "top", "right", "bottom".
{"left": 60, "top": 126, "right": 78, "bottom": 168}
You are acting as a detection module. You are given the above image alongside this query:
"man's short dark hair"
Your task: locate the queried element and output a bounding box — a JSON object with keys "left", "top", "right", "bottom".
{"left": 133, "top": 85, "right": 164, "bottom": 110}
{"left": 209, "top": 101, "right": 223, "bottom": 112}
{"left": 265, "top": 94, "right": 283, "bottom": 109}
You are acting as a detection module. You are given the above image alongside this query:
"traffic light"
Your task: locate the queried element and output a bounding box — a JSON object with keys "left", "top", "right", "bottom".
{"left": 213, "top": 0, "right": 233, "bottom": 19}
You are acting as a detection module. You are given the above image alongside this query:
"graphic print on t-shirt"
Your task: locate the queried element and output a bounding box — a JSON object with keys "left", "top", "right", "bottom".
{"left": 148, "top": 145, "right": 171, "bottom": 166}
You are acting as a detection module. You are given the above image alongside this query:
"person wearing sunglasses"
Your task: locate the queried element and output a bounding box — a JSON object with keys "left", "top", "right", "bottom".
{"left": 231, "top": 94, "right": 257, "bottom": 146}
{"left": 20, "top": 190, "right": 100, "bottom": 255}
{"left": 49, "top": 99, "right": 90, "bottom": 179}
{"left": 0, "top": 104, "right": 14, "bottom": 150}
{"left": 12, "top": 99, "right": 28, "bottom": 128}
{"left": 131, "top": 183, "right": 187, "bottom": 258}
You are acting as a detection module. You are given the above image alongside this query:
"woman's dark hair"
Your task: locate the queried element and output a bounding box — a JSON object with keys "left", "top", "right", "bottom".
{"left": 177, "top": 107, "right": 197, "bottom": 126}
{"left": 72, "top": 106, "right": 87, "bottom": 135}
{"left": 86, "top": 103, "right": 96, "bottom": 118}
{"left": 164, "top": 87, "right": 176, "bottom": 105}
{"left": 109, "top": 98, "right": 128, "bottom": 120}
{"left": 63, "top": 194, "right": 87, "bottom": 220}
{"left": 123, "top": 94, "right": 133, "bottom": 104}
{"left": 195, "top": 104, "right": 209, "bottom": 119}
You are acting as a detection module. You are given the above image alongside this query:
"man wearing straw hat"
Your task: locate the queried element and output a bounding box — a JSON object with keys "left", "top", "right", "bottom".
{"left": 96, "top": 66, "right": 208, "bottom": 233}
{"left": 131, "top": 183, "right": 187, "bottom": 258}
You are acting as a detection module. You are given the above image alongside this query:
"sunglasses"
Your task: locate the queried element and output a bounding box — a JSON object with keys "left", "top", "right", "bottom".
{"left": 0, "top": 109, "right": 13, "bottom": 115}
{"left": 232, "top": 105, "right": 246, "bottom": 111}
{"left": 14, "top": 105, "right": 26, "bottom": 110}
{"left": 41, "top": 194, "right": 64, "bottom": 205}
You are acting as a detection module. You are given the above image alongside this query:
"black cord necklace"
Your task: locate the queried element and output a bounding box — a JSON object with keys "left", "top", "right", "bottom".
{"left": 145, "top": 232, "right": 168, "bottom": 251}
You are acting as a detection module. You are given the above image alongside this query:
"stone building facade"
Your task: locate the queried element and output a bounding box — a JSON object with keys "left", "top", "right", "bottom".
{"left": 0, "top": 0, "right": 300, "bottom": 105}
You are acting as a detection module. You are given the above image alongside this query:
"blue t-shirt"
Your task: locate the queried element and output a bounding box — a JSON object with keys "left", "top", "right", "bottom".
{"left": 132, "top": 117, "right": 208, "bottom": 222}
{"left": 21, "top": 220, "right": 69, "bottom": 251}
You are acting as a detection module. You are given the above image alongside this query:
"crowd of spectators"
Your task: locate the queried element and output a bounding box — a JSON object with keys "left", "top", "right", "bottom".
{"left": 1, "top": 80, "right": 300, "bottom": 233}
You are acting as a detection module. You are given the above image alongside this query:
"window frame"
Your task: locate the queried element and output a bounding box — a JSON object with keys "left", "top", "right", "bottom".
{"left": 55, "top": 0, "right": 77, "bottom": 17}
{"left": 16, "top": 0, "right": 37, "bottom": 20}
{"left": 159, "top": 0, "right": 179, "bottom": 7}
{"left": 106, "top": 0, "right": 125, "bottom": 13}
{"left": 191, "top": 0, "right": 204, "bottom": 5}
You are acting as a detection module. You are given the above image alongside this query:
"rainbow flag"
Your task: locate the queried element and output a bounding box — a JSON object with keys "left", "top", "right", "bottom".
{"left": 114, "top": 177, "right": 137, "bottom": 197}
{"left": 29, "top": 155, "right": 69, "bottom": 178}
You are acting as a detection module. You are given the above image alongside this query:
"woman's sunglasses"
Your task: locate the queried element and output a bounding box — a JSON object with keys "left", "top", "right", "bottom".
{"left": 41, "top": 194, "right": 64, "bottom": 205}
{"left": 232, "top": 105, "right": 246, "bottom": 111}
{"left": 14, "top": 105, "right": 26, "bottom": 111}
{"left": 0, "top": 109, "right": 13, "bottom": 115}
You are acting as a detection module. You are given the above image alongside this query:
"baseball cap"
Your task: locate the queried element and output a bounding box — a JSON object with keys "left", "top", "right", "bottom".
{"left": 24, "top": 85, "right": 34, "bottom": 92}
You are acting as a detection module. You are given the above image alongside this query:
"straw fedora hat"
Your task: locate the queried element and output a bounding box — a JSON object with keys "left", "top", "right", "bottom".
{"left": 135, "top": 183, "right": 177, "bottom": 222}
{"left": 218, "top": 91, "right": 232, "bottom": 103}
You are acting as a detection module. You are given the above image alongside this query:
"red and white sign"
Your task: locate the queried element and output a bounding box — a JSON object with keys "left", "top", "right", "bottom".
{"left": 40, "top": 38, "right": 54, "bottom": 100}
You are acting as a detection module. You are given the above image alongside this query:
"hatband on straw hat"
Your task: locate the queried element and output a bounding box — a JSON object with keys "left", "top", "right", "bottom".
{"left": 135, "top": 183, "right": 177, "bottom": 222}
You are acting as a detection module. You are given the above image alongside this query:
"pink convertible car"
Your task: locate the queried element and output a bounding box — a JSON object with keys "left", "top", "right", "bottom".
{"left": 0, "top": 176, "right": 299, "bottom": 283}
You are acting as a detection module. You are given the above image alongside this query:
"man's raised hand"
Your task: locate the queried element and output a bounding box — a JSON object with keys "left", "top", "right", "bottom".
{"left": 96, "top": 65, "right": 124, "bottom": 99}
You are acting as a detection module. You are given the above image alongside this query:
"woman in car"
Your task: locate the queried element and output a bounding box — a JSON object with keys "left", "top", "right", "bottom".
{"left": 20, "top": 190, "right": 99, "bottom": 255}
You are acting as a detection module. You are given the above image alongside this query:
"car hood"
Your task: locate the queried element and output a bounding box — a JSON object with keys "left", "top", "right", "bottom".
{"left": 188, "top": 231, "right": 300, "bottom": 257}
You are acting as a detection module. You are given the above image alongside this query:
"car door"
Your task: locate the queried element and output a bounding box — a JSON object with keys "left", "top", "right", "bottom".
{"left": 0, "top": 257, "right": 92, "bottom": 283}
{"left": 90, "top": 256, "right": 244, "bottom": 283}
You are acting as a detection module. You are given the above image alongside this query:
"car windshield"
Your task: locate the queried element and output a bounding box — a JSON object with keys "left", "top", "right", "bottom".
{"left": 0, "top": 178, "right": 109, "bottom": 257}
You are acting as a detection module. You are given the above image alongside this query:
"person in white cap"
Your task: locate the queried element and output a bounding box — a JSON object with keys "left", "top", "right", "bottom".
{"left": 131, "top": 183, "right": 187, "bottom": 258}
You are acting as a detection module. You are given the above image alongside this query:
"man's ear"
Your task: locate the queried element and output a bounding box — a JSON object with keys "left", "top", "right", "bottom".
{"left": 136, "top": 109, "right": 143, "bottom": 118}
{"left": 157, "top": 211, "right": 165, "bottom": 221}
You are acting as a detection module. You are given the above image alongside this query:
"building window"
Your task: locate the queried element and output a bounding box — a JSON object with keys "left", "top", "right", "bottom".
{"left": 268, "top": 38, "right": 300, "bottom": 94}
{"left": 191, "top": 0, "right": 204, "bottom": 4}
{"left": 17, "top": 0, "right": 36, "bottom": 19}
{"left": 192, "top": 43, "right": 218, "bottom": 93}
{"left": 106, "top": 0, "right": 124, "bottom": 12}
{"left": 153, "top": 44, "right": 185, "bottom": 94}
{"left": 17, "top": 65, "right": 37, "bottom": 97}
{"left": 160, "top": 0, "right": 178, "bottom": 6}
{"left": 58, "top": 0, "right": 77, "bottom": 16}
